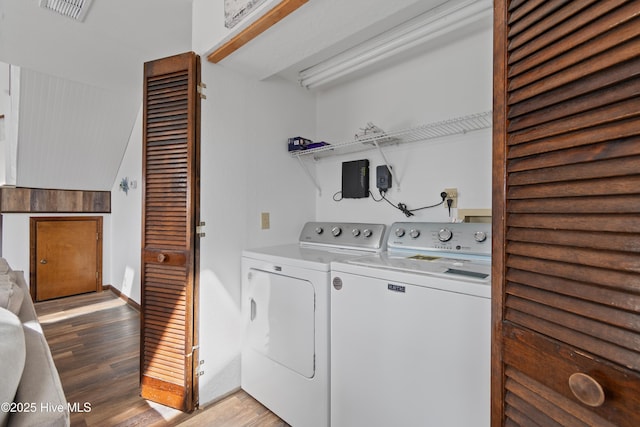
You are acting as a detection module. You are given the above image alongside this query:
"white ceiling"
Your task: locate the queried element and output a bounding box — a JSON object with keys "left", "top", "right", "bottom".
{"left": 0, "top": 0, "right": 193, "bottom": 190}
{"left": 0, "top": 0, "right": 193, "bottom": 92}
{"left": 1, "top": 0, "right": 466, "bottom": 90}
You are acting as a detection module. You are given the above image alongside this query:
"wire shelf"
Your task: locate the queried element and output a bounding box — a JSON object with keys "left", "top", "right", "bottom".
{"left": 290, "top": 111, "right": 492, "bottom": 160}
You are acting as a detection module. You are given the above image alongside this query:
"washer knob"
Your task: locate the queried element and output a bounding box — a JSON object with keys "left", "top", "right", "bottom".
{"left": 363, "top": 229, "right": 373, "bottom": 238}
{"left": 315, "top": 227, "right": 324, "bottom": 234}
{"left": 395, "top": 228, "right": 406, "bottom": 237}
{"left": 409, "top": 229, "right": 421, "bottom": 239}
{"left": 352, "top": 228, "right": 361, "bottom": 237}
{"left": 438, "top": 228, "right": 453, "bottom": 242}
{"left": 332, "top": 226, "right": 342, "bottom": 237}
{"left": 474, "top": 231, "right": 487, "bottom": 242}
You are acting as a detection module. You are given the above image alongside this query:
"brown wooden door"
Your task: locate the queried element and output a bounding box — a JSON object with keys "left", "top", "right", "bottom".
{"left": 140, "top": 52, "right": 201, "bottom": 412}
{"left": 30, "top": 217, "right": 102, "bottom": 301}
{"left": 493, "top": 1, "right": 640, "bottom": 426}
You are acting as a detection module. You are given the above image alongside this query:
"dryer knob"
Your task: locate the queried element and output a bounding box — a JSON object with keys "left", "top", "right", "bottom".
{"left": 395, "top": 228, "right": 406, "bottom": 237}
{"left": 315, "top": 227, "right": 324, "bottom": 234}
{"left": 363, "top": 229, "right": 373, "bottom": 238}
{"left": 409, "top": 229, "right": 421, "bottom": 238}
{"left": 352, "top": 228, "right": 361, "bottom": 237}
{"left": 332, "top": 226, "right": 342, "bottom": 237}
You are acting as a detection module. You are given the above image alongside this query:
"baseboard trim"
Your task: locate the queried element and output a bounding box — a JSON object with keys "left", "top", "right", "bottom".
{"left": 198, "top": 386, "right": 242, "bottom": 411}
{"left": 103, "top": 285, "right": 140, "bottom": 311}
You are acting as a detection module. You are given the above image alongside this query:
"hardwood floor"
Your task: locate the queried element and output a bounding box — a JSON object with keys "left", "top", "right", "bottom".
{"left": 35, "top": 291, "right": 289, "bottom": 427}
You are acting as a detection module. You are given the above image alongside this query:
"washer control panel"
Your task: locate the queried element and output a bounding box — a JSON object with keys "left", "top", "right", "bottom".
{"left": 388, "top": 222, "right": 491, "bottom": 256}
{"left": 300, "top": 222, "right": 386, "bottom": 251}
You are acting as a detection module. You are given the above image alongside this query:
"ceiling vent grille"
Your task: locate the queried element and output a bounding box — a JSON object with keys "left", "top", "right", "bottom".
{"left": 39, "top": 0, "right": 94, "bottom": 22}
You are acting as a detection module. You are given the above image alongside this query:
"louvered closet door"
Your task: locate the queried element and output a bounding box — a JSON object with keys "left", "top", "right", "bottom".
{"left": 493, "top": 1, "right": 640, "bottom": 426}
{"left": 141, "top": 52, "right": 201, "bottom": 412}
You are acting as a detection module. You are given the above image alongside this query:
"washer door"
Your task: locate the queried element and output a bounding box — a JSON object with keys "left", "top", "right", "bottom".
{"left": 246, "top": 268, "right": 315, "bottom": 378}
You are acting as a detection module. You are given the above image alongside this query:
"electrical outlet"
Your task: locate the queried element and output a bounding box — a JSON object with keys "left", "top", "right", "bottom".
{"left": 444, "top": 188, "right": 458, "bottom": 209}
{"left": 261, "top": 212, "right": 270, "bottom": 230}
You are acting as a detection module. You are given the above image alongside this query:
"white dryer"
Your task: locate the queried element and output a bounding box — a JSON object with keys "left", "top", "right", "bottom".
{"left": 241, "top": 222, "right": 386, "bottom": 427}
{"left": 330, "top": 222, "right": 492, "bottom": 427}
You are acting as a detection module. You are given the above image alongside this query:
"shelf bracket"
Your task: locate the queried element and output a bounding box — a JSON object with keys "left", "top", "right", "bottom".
{"left": 372, "top": 138, "right": 400, "bottom": 190}
{"left": 295, "top": 155, "right": 322, "bottom": 195}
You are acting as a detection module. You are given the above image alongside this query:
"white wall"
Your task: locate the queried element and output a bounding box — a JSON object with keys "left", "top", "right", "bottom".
{"left": 191, "top": 0, "right": 231, "bottom": 54}
{"left": 0, "top": 63, "right": 7, "bottom": 116}
{"left": 109, "top": 106, "right": 143, "bottom": 303}
{"left": 2, "top": 214, "right": 36, "bottom": 273}
{"left": 314, "top": 25, "right": 493, "bottom": 224}
{"left": 192, "top": 5, "right": 315, "bottom": 405}
{"left": 0, "top": 62, "right": 8, "bottom": 184}
{"left": 196, "top": 62, "right": 316, "bottom": 404}
{"left": 2, "top": 64, "right": 19, "bottom": 186}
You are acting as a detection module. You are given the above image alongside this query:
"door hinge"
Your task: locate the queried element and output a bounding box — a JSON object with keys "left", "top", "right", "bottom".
{"left": 196, "top": 221, "right": 206, "bottom": 237}
{"left": 195, "top": 356, "right": 205, "bottom": 377}
{"left": 197, "top": 83, "right": 207, "bottom": 99}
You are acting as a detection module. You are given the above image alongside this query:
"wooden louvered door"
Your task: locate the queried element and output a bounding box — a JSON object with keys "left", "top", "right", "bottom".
{"left": 140, "top": 52, "right": 201, "bottom": 412}
{"left": 493, "top": 1, "right": 640, "bottom": 426}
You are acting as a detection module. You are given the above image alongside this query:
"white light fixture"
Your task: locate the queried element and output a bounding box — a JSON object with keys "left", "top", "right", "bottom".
{"left": 298, "top": 0, "right": 492, "bottom": 89}
{"left": 39, "top": 0, "right": 94, "bottom": 22}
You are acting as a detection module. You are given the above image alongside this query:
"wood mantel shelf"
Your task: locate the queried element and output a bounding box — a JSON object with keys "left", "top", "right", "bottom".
{"left": 0, "top": 187, "right": 111, "bottom": 213}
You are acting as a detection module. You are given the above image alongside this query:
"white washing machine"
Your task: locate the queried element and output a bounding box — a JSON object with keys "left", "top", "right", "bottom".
{"left": 241, "top": 222, "right": 386, "bottom": 427}
{"left": 330, "top": 222, "right": 492, "bottom": 427}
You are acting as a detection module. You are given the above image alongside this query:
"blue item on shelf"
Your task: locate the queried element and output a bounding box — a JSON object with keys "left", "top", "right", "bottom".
{"left": 306, "top": 142, "right": 330, "bottom": 149}
{"left": 288, "top": 136, "right": 313, "bottom": 151}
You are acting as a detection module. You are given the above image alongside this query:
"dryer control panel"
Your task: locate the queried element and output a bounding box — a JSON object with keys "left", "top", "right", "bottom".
{"left": 299, "top": 222, "right": 386, "bottom": 251}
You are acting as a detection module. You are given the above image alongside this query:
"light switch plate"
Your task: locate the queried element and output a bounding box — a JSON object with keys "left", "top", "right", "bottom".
{"left": 261, "top": 212, "right": 270, "bottom": 229}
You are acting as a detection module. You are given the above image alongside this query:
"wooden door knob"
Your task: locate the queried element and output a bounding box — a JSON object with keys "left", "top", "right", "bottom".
{"left": 157, "top": 253, "right": 167, "bottom": 263}
{"left": 569, "top": 373, "right": 605, "bottom": 407}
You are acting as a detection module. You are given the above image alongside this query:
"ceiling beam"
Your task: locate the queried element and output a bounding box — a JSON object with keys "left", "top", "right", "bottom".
{"left": 207, "top": 0, "right": 308, "bottom": 63}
